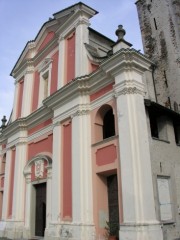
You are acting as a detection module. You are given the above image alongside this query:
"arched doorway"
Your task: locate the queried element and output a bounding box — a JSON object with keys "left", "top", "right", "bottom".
{"left": 23, "top": 155, "right": 52, "bottom": 238}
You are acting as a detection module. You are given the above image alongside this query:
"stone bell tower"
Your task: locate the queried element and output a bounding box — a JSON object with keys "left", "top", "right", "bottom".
{"left": 136, "top": 0, "right": 180, "bottom": 112}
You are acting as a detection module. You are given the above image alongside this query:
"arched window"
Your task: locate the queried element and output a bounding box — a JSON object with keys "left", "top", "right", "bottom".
{"left": 94, "top": 105, "right": 115, "bottom": 142}
{"left": 103, "top": 108, "right": 115, "bottom": 139}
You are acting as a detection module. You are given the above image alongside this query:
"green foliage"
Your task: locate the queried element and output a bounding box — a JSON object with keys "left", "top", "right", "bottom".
{"left": 105, "top": 221, "right": 119, "bottom": 237}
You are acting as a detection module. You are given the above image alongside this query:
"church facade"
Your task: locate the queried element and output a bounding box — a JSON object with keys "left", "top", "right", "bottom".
{"left": 0, "top": 2, "right": 180, "bottom": 240}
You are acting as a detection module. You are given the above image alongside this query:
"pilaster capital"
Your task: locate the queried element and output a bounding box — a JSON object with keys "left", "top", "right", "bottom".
{"left": 47, "top": 166, "right": 52, "bottom": 179}
{"left": 53, "top": 121, "right": 61, "bottom": 129}
{"left": 38, "top": 58, "right": 53, "bottom": 73}
{"left": 114, "top": 80, "right": 145, "bottom": 98}
{"left": 71, "top": 104, "right": 90, "bottom": 119}
{"left": 75, "top": 17, "right": 90, "bottom": 28}
{"left": 25, "top": 65, "right": 34, "bottom": 74}
{"left": 25, "top": 172, "right": 31, "bottom": 184}
{"left": 58, "top": 35, "right": 65, "bottom": 43}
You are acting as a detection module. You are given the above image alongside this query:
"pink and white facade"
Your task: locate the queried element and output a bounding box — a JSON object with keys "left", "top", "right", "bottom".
{"left": 0, "top": 2, "right": 168, "bottom": 240}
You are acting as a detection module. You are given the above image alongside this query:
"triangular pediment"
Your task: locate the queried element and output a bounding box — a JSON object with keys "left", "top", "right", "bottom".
{"left": 11, "top": 2, "right": 98, "bottom": 77}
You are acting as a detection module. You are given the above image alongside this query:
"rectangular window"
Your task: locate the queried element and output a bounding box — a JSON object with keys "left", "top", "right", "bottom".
{"left": 157, "top": 176, "right": 173, "bottom": 222}
{"left": 43, "top": 71, "right": 49, "bottom": 99}
{"left": 149, "top": 110, "right": 168, "bottom": 141}
{"left": 173, "top": 121, "right": 180, "bottom": 145}
{"left": 154, "top": 18, "right": 157, "bottom": 30}
{"left": 16, "top": 79, "right": 24, "bottom": 118}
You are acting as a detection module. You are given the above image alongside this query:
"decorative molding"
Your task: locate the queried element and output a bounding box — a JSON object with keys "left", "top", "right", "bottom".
{"left": 28, "top": 41, "right": 36, "bottom": 50}
{"left": 38, "top": 58, "right": 53, "bottom": 73}
{"left": 25, "top": 173, "right": 31, "bottom": 184}
{"left": 6, "top": 137, "right": 27, "bottom": 150}
{"left": 24, "top": 154, "right": 52, "bottom": 177}
{"left": 35, "top": 160, "right": 44, "bottom": 179}
{"left": 25, "top": 65, "right": 34, "bottom": 74}
{"left": 71, "top": 104, "right": 90, "bottom": 118}
{"left": 46, "top": 166, "right": 52, "bottom": 179}
{"left": 58, "top": 36, "right": 65, "bottom": 43}
{"left": 53, "top": 121, "right": 61, "bottom": 128}
{"left": 75, "top": 18, "right": 90, "bottom": 28}
{"left": 71, "top": 109, "right": 89, "bottom": 118}
{"left": 114, "top": 87, "right": 144, "bottom": 97}
{"left": 114, "top": 80, "right": 145, "bottom": 98}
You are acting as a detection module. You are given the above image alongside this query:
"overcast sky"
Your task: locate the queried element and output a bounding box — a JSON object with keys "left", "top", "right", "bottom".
{"left": 0, "top": 0, "right": 143, "bottom": 121}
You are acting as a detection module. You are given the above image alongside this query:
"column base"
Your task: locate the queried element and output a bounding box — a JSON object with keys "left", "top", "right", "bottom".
{"left": 1, "top": 220, "right": 24, "bottom": 239}
{"left": 45, "top": 222, "right": 96, "bottom": 240}
{"left": 119, "top": 222, "right": 163, "bottom": 240}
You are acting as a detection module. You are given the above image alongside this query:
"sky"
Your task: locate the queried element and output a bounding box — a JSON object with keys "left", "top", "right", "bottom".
{"left": 0, "top": 0, "right": 143, "bottom": 121}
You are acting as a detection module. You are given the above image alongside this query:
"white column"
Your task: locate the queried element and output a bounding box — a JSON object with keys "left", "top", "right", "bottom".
{"left": 72, "top": 110, "right": 95, "bottom": 240}
{"left": 51, "top": 123, "right": 61, "bottom": 223}
{"left": 23, "top": 173, "right": 34, "bottom": 239}
{"left": 57, "top": 37, "right": 65, "bottom": 89}
{"left": 46, "top": 166, "right": 52, "bottom": 228}
{"left": 75, "top": 19, "right": 90, "bottom": 77}
{"left": 11, "top": 82, "right": 19, "bottom": 121}
{"left": 114, "top": 76, "right": 163, "bottom": 239}
{"left": 12, "top": 142, "right": 27, "bottom": 220}
{"left": 21, "top": 68, "right": 34, "bottom": 117}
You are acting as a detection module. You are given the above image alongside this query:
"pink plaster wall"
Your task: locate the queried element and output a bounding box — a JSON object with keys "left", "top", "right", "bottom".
{"left": 50, "top": 51, "right": 59, "bottom": 94}
{"left": 28, "top": 134, "right": 53, "bottom": 160}
{"left": 8, "top": 148, "right": 16, "bottom": 218}
{"left": 96, "top": 144, "right": 117, "bottom": 166}
{"left": 90, "top": 100, "right": 123, "bottom": 237}
{"left": 38, "top": 31, "right": 55, "bottom": 52}
{"left": 90, "top": 83, "right": 114, "bottom": 102}
{"left": 16, "top": 79, "right": 24, "bottom": 118}
{"left": 28, "top": 119, "right": 52, "bottom": 135}
{"left": 62, "top": 121, "right": 72, "bottom": 220}
{"left": 66, "top": 32, "right": 75, "bottom": 83}
{"left": 32, "top": 71, "right": 40, "bottom": 112}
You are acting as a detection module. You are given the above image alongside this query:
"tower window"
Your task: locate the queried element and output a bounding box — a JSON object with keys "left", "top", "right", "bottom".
{"left": 173, "top": 121, "right": 180, "bottom": 145}
{"left": 154, "top": 18, "right": 157, "bottom": 30}
{"left": 148, "top": 109, "right": 168, "bottom": 141}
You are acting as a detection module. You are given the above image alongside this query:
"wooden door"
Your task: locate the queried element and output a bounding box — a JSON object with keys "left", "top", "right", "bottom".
{"left": 107, "top": 174, "right": 119, "bottom": 224}
{"left": 35, "top": 183, "right": 46, "bottom": 237}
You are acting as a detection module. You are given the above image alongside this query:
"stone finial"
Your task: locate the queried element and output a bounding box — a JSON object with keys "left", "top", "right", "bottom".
{"left": 1, "top": 116, "right": 7, "bottom": 129}
{"left": 115, "top": 25, "right": 126, "bottom": 41}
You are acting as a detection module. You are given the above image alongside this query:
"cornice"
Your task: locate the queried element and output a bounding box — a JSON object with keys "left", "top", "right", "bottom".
{"left": 26, "top": 106, "right": 53, "bottom": 130}
{"left": 56, "top": 9, "right": 90, "bottom": 38}
{"left": 43, "top": 76, "right": 90, "bottom": 110}
{"left": 1, "top": 106, "right": 53, "bottom": 141}
{"left": 6, "top": 137, "right": 28, "bottom": 150}
{"left": 1, "top": 118, "right": 27, "bottom": 139}
{"left": 28, "top": 126, "right": 53, "bottom": 143}
{"left": 100, "top": 48, "right": 154, "bottom": 77}
{"left": 13, "top": 37, "right": 58, "bottom": 79}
